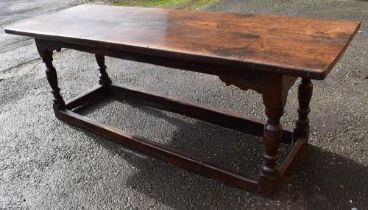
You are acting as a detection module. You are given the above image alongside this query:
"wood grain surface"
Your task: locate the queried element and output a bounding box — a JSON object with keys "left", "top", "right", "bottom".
{"left": 5, "top": 4, "right": 360, "bottom": 79}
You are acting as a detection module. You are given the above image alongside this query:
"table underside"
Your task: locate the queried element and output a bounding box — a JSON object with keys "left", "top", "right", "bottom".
{"left": 35, "top": 38, "right": 313, "bottom": 197}
{"left": 56, "top": 83, "right": 308, "bottom": 196}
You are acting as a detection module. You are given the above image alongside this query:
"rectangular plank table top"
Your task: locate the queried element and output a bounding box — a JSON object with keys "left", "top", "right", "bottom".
{"left": 5, "top": 4, "right": 360, "bottom": 79}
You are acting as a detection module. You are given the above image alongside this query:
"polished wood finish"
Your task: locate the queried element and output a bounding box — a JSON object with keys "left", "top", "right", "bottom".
{"left": 5, "top": 4, "right": 360, "bottom": 79}
{"left": 5, "top": 4, "right": 360, "bottom": 197}
{"left": 258, "top": 76, "right": 291, "bottom": 196}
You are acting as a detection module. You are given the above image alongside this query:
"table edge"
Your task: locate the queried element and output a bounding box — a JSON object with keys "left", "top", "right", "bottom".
{"left": 4, "top": 8, "right": 361, "bottom": 80}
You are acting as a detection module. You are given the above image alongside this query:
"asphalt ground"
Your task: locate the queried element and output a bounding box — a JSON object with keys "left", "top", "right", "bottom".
{"left": 0, "top": 0, "right": 367, "bottom": 209}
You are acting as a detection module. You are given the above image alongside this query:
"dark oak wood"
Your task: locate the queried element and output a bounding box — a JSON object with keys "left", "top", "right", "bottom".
{"left": 65, "top": 85, "right": 108, "bottom": 110}
{"left": 55, "top": 106, "right": 259, "bottom": 192}
{"left": 56, "top": 83, "right": 302, "bottom": 197}
{"left": 294, "top": 78, "right": 313, "bottom": 141}
{"left": 257, "top": 75, "right": 293, "bottom": 196}
{"left": 4, "top": 4, "right": 360, "bottom": 198}
{"left": 95, "top": 55, "right": 112, "bottom": 86}
{"left": 36, "top": 42, "right": 65, "bottom": 109}
{"left": 279, "top": 136, "right": 308, "bottom": 181}
{"left": 5, "top": 4, "right": 360, "bottom": 79}
{"left": 109, "top": 83, "right": 294, "bottom": 143}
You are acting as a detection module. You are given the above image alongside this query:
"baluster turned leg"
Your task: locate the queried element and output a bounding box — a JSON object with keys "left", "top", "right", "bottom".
{"left": 95, "top": 54, "right": 112, "bottom": 86}
{"left": 258, "top": 79, "right": 289, "bottom": 197}
{"left": 39, "top": 49, "right": 65, "bottom": 109}
{"left": 294, "top": 78, "right": 313, "bottom": 141}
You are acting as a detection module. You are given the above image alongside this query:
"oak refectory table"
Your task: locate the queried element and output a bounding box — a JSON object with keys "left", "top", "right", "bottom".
{"left": 5, "top": 4, "right": 360, "bottom": 197}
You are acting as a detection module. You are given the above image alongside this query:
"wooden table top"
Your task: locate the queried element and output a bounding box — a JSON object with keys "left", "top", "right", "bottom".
{"left": 5, "top": 4, "right": 360, "bottom": 79}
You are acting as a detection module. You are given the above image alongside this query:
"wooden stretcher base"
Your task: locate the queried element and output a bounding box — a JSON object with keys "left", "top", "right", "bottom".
{"left": 54, "top": 84, "right": 308, "bottom": 197}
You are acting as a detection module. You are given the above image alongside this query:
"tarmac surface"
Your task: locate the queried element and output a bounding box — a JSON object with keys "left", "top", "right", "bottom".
{"left": 0, "top": 0, "right": 367, "bottom": 209}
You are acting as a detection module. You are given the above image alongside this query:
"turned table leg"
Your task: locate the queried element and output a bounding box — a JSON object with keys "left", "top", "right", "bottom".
{"left": 294, "top": 78, "right": 313, "bottom": 141}
{"left": 95, "top": 54, "right": 112, "bottom": 86}
{"left": 36, "top": 43, "right": 65, "bottom": 109}
{"left": 257, "top": 75, "right": 293, "bottom": 197}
